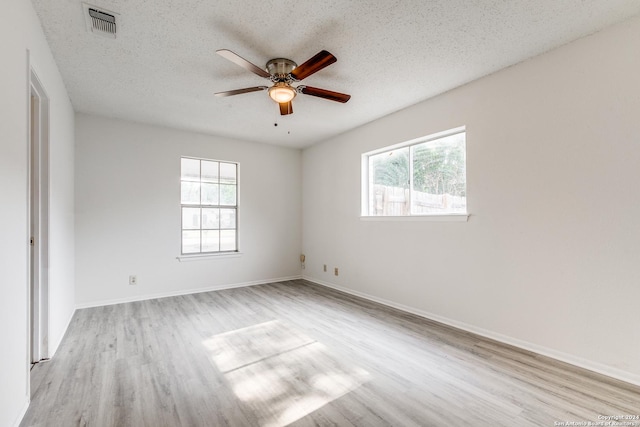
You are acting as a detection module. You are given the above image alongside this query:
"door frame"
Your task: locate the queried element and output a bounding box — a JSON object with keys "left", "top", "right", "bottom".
{"left": 28, "top": 61, "right": 50, "bottom": 365}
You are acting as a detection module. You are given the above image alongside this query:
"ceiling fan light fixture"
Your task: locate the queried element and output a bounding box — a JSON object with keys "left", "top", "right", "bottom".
{"left": 268, "top": 82, "right": 296, "bottom": 103}
{"left": 215, "top": 49, "right": 350, "bottom": 116}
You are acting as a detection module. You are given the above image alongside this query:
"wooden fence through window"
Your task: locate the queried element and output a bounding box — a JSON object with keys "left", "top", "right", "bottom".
{"left": 371, "top": 184, "right": 466, "bottom": 215}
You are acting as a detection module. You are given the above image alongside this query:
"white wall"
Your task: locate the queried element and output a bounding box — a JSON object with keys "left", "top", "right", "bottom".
{"left": 0, "top": 0, "right": 75, "bottom": 425}
{"left": 75, "top": 114, "right": 302, "bottom": 307}
{"left": 303, "top": 15, "right": 640, "bottom": 384}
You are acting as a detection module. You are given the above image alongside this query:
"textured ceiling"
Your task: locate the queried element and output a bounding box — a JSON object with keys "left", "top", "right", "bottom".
{"left": 31, "top": 0, "right": 640, "bottom": 148}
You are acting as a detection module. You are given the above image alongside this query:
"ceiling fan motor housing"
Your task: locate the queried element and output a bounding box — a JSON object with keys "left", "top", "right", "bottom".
{"left": 266, "top": 58, "right": 297, "bottom": 83}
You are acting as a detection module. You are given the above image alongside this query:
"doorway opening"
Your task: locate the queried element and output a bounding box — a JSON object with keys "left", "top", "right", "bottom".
{"left": 29, "top": 68, "right": 50, "bottom": 367}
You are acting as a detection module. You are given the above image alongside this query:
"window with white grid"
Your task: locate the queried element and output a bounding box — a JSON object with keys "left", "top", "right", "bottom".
{"left": 181, "top": 157, "right": 238, "bottom": 254}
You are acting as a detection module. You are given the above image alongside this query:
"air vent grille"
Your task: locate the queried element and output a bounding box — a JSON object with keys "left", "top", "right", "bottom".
{"left": 88, "top": 8, "right": 116, "bottom": 35}
{"left": 82, "top": 3, "right": 118, "bottom": 38}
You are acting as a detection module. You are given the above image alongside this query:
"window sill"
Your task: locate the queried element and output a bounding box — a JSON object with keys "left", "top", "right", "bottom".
{"left": 360, "top": 214, "right": 469, "bottom": 222}
{"left": 176, "top": 252, "right": 243, "bottom": 262}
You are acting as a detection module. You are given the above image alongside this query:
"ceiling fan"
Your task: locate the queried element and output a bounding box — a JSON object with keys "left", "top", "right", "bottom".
{"left": 214, "top": 49, "right": 351, "bottom": 115}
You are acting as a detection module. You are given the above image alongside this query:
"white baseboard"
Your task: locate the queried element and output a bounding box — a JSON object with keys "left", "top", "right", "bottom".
{"left": 75, "top": 275, "right": 303, "bottom": 309}
{"left": 303, "top": 275, "right": 640, "bottom": 388}
{"left": 12, "top": 396, "right": 30, "bottom": 427}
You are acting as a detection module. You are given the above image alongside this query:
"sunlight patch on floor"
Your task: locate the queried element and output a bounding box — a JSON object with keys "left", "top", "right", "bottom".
{"left": 203, "top": 320, "right": 370, "bottom": 426}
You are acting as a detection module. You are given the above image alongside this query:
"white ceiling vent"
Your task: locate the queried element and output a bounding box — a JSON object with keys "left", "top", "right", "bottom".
{"left": 82, "top": 3, "right": 118, "bottom": 38}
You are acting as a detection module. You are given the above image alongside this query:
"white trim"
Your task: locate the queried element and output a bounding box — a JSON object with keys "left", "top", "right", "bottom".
{"left": 303, "top": 276, "right": 640, "bottom": 388}
{"left": 176, "top": 252, "right": 243, "bottom": 262}
{"left": 360, "top": 214, "right": 469, "bottom": 222}
{"left": 25, "top": 48, "right": 31, "bottom": 413}
{"left": 28, "top": 65, "right": 51, "bottom": 363}
{"left": 75, "top": 275, "right": 303, "bottom": 309}
{"left": 12, "top": 396, "right": 30, "bottom": 427}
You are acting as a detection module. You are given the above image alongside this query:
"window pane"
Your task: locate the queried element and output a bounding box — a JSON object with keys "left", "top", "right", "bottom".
{"left": 369, "top": 147, "right": 410, "bottom": 216}
{"left": 202, "top": 230, "right": 220, "bottom": 252}
{"left": 201, "top": 183, "right": 219, "bottom": 205}
{"left": 220, "top": 184, "right": 236, "bottom": 206}
{"left": 220, "top": 162, "right": 236, "bottom": 184}
{"left": 411, "top": 133, "right": 466, "bottom": 214}
{"left": 202, "top": 208, "right": 220, "bottom": 229}
{"left": 181, "top": 157, "right": 239, "bottom": 255}
{"left": 182, "top": 230, "right": 200, "bottom": 253}
{"left": 181, "top": 182, "right": 200, "bottom": 205}
{"left": 220, "top": 208, "right": 236, "bottom": 229}
{"left": 182, "top": 207, "right": 201, "bottom": 229}
{"left": 201, "top": 161, "right": 219, "bottom": 183}
{"left": 181, "top": 158, "right": 200, "bottom": 182}
{"left": 220, "top": 230, "right": 236, "bottom": 251}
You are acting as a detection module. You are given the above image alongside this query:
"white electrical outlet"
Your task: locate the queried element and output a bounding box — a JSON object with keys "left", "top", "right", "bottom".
{"left": 334, "top": 268, "right": 339, "bottom": 276}
{"left": 129, "top": 275, "right": 137, "bottom": 285}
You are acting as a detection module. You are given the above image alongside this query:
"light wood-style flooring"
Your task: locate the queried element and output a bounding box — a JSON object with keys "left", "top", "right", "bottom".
{"left": 21, "top": 280, "right": 640, "bottom": 426}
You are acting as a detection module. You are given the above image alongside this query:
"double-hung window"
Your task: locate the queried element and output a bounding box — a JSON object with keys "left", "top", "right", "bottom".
{"left": 362, "top": 127, "right": 467, "bottom": 217}
{"left": 181, "top": 157, "right": 238, "bottom": 254}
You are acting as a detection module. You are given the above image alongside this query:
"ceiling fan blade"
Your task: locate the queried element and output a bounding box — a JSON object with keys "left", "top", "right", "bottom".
{"left": 214, "top": 86, "right": 268, "bottom": 97}
{"left": 299, "top": 86, "right": 351, "bottom": 103}
{"left": 216, "top": 49, "right": 270, "bottom": 79}
{"left": 279, "top": 101, "right": 293, "bottom": 115}
{"left": 290, "top": 50, "right": 337, "bottom": 81}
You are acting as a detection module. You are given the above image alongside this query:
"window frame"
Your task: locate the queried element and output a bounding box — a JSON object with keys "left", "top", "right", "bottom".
{"left": 361, "top": 126, "right": 468, "bottom": 220}
{"left": 179, "top": 156, "right": 240, "bottom": 256}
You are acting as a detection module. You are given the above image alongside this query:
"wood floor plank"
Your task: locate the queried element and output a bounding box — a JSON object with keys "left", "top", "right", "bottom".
{"left": 21, "top": 280, "right": 640, "bottom": 427}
